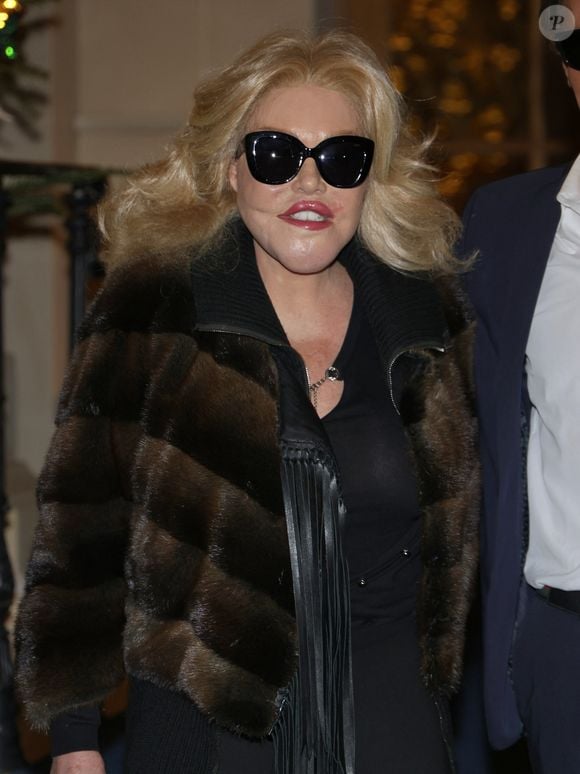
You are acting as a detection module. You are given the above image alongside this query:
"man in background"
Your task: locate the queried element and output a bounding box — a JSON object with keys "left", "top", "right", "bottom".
{"left": 460, "top": 1, "right": 580, "bottom": 770}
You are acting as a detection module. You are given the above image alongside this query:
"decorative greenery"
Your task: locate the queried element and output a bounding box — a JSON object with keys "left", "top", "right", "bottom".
{"left": 5, "top": 167, "right": 109, "bottom": 217}
{"left": 0, "top": 0, "right": 58, "bottom": 141}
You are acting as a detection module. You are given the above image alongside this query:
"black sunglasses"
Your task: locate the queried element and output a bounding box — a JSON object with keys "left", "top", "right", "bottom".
{"left": 242, "top": 131, "right": 375, "bottom": 188}
{"left": 556, "top": 29, "right": 580, "bottom": 71}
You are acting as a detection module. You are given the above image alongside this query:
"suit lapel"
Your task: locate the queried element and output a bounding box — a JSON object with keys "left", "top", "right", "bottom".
{"left": 501, "top": 169, "right": 566, "bottom": 366}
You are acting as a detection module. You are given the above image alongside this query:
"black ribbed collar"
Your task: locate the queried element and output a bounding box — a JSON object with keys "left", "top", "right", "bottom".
{"left": 190, "top": 216, "right": 449, "bottom": 365}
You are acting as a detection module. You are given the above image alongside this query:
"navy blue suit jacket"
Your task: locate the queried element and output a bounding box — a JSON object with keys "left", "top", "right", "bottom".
{"left": 461, "top": 164, "right": 568, "bottom": 749}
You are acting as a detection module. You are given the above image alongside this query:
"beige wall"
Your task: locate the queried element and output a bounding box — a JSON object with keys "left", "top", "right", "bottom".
{"left": 74, "top": 0, "right": 315, "bottom": 167}
{"left": 5, "top": 0, "right": 317, "bottom": 595}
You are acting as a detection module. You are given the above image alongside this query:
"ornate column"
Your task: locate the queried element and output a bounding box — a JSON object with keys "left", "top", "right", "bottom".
{"left": 66, "top": 177, "right": 106, "bottom": 347}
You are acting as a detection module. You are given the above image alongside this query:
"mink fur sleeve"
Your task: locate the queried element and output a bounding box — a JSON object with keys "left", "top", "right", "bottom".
{"left": 14, "top": 268, "right": 146, "bottom": 731}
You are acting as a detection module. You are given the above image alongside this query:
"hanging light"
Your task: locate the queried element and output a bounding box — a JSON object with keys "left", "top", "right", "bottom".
{"left": 0, "top": 0, "right": 23, "bottom": 60}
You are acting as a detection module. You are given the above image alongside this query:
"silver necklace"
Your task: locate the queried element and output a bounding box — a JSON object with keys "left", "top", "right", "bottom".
{"left": 306, "top": 365, "right": 341, "bottom": 409}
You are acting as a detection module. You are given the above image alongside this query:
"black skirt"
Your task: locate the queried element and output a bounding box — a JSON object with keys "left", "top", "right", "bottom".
{"left": 124, "top": 614, "right": 451, "bottom": 774}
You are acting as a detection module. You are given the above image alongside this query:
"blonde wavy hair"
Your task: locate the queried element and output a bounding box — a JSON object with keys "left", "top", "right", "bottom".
{"left": 100, "top": 29, "right": 460, "bottom": 274}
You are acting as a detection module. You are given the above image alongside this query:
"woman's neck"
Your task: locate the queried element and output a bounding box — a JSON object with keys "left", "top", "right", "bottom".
{"left": 257, "top": 255, "right": 353, "bottom": 346}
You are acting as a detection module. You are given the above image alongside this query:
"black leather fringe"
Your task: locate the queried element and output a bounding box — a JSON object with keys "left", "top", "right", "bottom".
{"left": 272, "top": 442, "right": 354, "bottom": 774}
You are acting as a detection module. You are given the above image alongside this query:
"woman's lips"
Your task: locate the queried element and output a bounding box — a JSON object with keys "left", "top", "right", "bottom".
{"left": 278, "top": 200, "right": 334, "bottom": 230}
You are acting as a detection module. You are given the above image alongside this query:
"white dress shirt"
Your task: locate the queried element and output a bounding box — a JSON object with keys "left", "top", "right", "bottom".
{"left": 525, "top": 155, "right": 580, "bottom": 590}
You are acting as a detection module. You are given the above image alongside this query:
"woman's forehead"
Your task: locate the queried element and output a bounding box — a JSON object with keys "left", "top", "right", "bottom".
{"left": 247, "top": 85, "right": 364, "bottom": 136}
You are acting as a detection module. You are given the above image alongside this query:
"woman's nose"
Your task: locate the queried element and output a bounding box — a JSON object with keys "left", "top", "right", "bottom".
{"left": 292, "top": 157, "right": 325, "bottom": 192}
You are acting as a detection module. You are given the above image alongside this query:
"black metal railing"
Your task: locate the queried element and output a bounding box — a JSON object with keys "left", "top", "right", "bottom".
{"left": 0, "top": 159, "right": 108, "bottom": 769}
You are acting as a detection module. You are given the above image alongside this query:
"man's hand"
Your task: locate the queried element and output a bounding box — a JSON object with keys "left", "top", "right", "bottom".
{"left": 51, "top": 751, "right": 106, "bottom": 773}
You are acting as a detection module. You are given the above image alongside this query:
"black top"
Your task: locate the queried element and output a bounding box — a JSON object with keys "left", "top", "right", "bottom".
{"left": 216, "top": 287, "right": 439, "bottom": 773}
{"left": 322, "top": 286, "right": 422, "bottom": 626}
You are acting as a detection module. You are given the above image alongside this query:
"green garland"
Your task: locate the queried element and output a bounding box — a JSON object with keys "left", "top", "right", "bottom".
{"left": 0, "top": 0, "right": 58, "bottom": 140}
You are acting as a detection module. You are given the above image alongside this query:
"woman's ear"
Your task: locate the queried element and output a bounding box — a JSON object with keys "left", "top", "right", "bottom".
{"left": 228, "top": 159, "right": 239, "bottom": 192}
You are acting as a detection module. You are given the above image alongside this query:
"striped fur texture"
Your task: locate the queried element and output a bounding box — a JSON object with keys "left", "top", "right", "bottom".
{"left": 15, "top": 236, "right": 479, "bottom": 735}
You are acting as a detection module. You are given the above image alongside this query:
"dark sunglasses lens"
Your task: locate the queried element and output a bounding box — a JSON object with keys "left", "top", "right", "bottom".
{"left": 244, "top": 133, "right": 374, "bottom": 188}
{"left": 318, "top": 139, "right": 372, "bottom": 188}
{"left": 558, "top": 30, "right": 580, "bottom": 70}
{"left": 248, "top": 134, "right": 301, "bottom": 184}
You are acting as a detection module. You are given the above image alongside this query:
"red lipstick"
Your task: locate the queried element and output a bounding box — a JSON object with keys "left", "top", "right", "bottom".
{"left": 278, "top": 200, "right": 334, "bottom": 230}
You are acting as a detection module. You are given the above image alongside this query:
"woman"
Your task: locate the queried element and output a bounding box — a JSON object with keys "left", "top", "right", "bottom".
{"left": 15, "top": 29, "right": 479, "bottom": 774}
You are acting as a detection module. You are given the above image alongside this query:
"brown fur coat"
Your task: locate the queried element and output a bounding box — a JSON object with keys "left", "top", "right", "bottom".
{"left": 15, "top": 219, "right": 479, "bottom": 735}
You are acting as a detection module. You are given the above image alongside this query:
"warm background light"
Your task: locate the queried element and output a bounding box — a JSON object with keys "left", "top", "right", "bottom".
{"left": 342, "top": 0, "right": 579, "bottom": 209}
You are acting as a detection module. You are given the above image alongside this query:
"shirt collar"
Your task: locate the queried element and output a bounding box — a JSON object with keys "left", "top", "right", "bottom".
{"left": 558, "top": 153, "right": 580, "bottom": 215}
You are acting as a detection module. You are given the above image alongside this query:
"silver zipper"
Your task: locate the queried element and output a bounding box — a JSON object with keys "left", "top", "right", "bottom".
{"left": 196, "top": 323, "right": 310, "bottom": 398}
{"left": 194, "top": 323, "right": 286, "bottom": 349}
{"left": 199, "top": 324, "right": 447, "bottom": 412}
{"left": 387, "top": 342, "right": 446, "bottom": 414}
